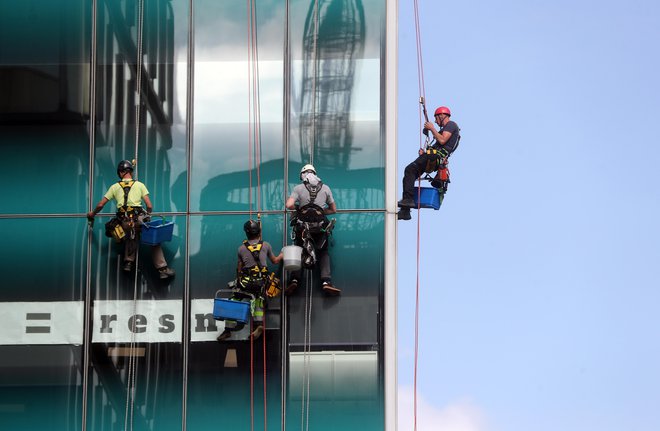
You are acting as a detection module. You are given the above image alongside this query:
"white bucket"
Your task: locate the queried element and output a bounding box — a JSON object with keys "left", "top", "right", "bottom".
{"left": 282, "top": 245, "right": 303, "bottom": 271}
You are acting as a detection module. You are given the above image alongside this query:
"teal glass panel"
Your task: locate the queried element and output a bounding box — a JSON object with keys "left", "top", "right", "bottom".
{"left": 88, "top": 215, "right": 184, "bottom": 299}
{"left": 288, "top": 0, "right": 384, "bottom": 210}
{"left": 0, "top": 218, "right": 87, "bottom": 300}
{"left": 286, "top": 212, "right": 383, "bottom": 346}
{"left": 0, "top": 0, "right": 90, "bottom": 214}
{"left": 93, "top": 0, "right": 188, "bottom": 214}
{"left": 187, "top": 213, "right": 284, "bottom": 430}
{"left": 85, "top": 344, "right": 183, "bottom": 431}
{"left": 284, "top": 212, "right": 385, "bottom": 429}
{"left": 0, "top": 218, "right": 86, "bottom": 429}
{"left": 0, "top": 346, "right": 83, "bottom": 430}
{"left": 86, "top": 214, "right": 185, "bottom": 430}
{"left": 192, "top": 0, "right": 284, "bottom": 212}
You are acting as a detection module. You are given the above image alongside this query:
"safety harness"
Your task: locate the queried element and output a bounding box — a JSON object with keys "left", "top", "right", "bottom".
{"left": 239, "top": 241, "right": 269, "bottom": 294}
{"left": 105, "top": 180, "right": 136, "bottom": 241}
{"left": 117, "top": 180, "right": 145, "bottom": 216}
{"left": 424, "top": 128, "right": 461, "bottom": 192}
{"left": 238, "top": 241, "right": 281, "bottom": 298}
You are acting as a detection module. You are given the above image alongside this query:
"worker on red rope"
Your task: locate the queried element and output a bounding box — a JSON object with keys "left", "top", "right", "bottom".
{"left": 285, "top": 164, "right": 340, "bottom": 296}
{"left": 398, "top": 106, "right": 460, "bottom": 219}
{"left": 217, "top": 220, "right": 283, "bottom": 342}
{"left": 87, "top": 160, "right": 175, "bottom": 278}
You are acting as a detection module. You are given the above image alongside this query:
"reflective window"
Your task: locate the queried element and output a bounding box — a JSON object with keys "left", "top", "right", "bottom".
{"left": 0, "top": 0, "right": 389, "bottom": 429}
{"left": 187, "top": 213, "right": 284, "bottom": 430}
{"left": 93, "top": 0, "right": 189, "bottom": 214}
{"left": 0, "top": 0, "right": 90, "bottom": 214}
{"left": 191, "top": 0, "right": 285, "bottom": 212}
{"left": 288, "top": 0, "right": 384, "bottom": 210}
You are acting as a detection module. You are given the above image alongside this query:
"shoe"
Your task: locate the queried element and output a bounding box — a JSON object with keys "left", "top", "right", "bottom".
{"left": 397, "top": 209, "right": 411, "bottom": 220}
{"left": 251, "top": 325, "right": 263, "bottom": 339}
{"left": 216, "top": 329, "right": 231, "bottom": 341}
{"left": 322, "top": 281, "right": 341, "bottom": 296}
{"left": 123, "top": 261, "right": 134, "bottom": 272}
{"left": 398, "top": 198, "right": 415, "bottom": 208}
{"left": 285, "top": 280, "right": 298, "bottom": 296}
{"left": 158, "top": 266, "right": 175, "bottom": 279}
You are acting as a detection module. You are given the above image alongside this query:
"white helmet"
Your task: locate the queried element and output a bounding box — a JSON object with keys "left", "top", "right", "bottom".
{"left": 300, "top": 164, "right": 316, "bottom": 180}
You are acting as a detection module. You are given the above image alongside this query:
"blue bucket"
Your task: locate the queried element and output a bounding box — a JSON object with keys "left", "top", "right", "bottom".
{"left": 213, "top": 298, "right": 250, "bottom": 323}
{"left": 141, "top": 218, "right": 174, "bottom": 245}
{"left": 413, "top": 187, "right": 443, "bottom": 210}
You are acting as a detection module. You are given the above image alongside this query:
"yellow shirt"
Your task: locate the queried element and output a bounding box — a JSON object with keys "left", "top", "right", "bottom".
{"left": 104, "top": 180, "right": 149, "bottom": 209}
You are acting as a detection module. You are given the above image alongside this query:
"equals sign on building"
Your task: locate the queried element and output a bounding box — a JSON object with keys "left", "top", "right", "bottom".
{"left": 25, "top": 313, "right": 51, "bottom": 334}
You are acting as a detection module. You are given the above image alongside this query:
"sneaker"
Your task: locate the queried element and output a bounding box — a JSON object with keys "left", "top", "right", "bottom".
{"left": 123, "top": 261, "right": 134, "bottom": 272}
{"left": 322, "top": 281, "right": 341, "bottom": 296}
{"left": 397, "top": 198, "right": 415, "bottom": 208}
{"left": 284, "top": 280, "right": 298, "bottom": 296}
{"left": 216, "top": 329, "right": 231, "bottom": 341}
{"left": 397, "top": 209, "right": 411, "bottom": 221}
{"left": 158, "top": 266, "right": 175, "bottom": 279}
{"left": 251, "top": 325, "right": 264, "bottom": 339}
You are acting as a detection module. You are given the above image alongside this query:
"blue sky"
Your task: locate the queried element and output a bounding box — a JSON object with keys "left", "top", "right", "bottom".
{"left": 396, "top": 1, "right": 660, "bottom": 430}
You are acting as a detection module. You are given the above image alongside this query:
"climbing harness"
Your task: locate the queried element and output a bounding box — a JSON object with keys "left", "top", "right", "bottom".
{"left": 239, "top": 241, "right": 270, "bottom": 293}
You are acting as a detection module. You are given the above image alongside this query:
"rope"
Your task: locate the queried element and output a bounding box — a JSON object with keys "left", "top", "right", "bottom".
{"left": 309, "top": 0, "right": 319, "bottom": 165}
{"left": 413, "top": 0, "right": 427, "bottom": 151}
{"left": 250, "top": 317, "right": 255, "bottom": 431}
{"left": 246, "top": 0, "right": 264, "bottom": 218}
{"left": 300, "top": 270, "right": 313, "bottom": 431}
{"left": 246, "top": 2, "right": 267, "bottom": 429}
{"left": 413, "top": 1, "right": 427, "bottom": 430}
{"left": 124, "top": 1, "right": 144, "bottom": 429}
{"left": 263, "top": 310, "right": 268, "bottom": 431}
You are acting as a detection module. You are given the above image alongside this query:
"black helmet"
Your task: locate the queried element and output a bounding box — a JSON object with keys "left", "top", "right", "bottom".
{"left": 117, "top": 160, "right": 134, "bottom": 177}
{"left": 243, "top": 220, "right": 261, "bottom": 237}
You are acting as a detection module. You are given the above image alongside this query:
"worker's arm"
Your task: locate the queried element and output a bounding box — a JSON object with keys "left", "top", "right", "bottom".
{"left": 324, "top": 202, "right": 337, "bottom": 215}
{"left": 424, "top": 121, "right": 452, "bottom": 145}
{"left": 285, "top": 196, "right": 297, "bottom": 210}
{"left": 87, "top": 197, "right": 109, "bottom": 220}
{"left": 237, "top": 259, "right": 243, "bottom": 276}
{"left": 142, "top": 194, "right": 153, "bottom": 214}
{"left": 270, "top": 251, "right": 283, "bottom": 265}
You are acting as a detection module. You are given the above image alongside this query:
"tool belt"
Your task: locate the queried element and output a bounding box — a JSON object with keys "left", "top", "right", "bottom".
{"left": 238, "top": 266, "right": 268, "bottom": 295}
{"left": 117, "top": 206, "right": 145, "bottom": 216}
{"left": 424, "top": 147, "right": 450, "bottom": 173}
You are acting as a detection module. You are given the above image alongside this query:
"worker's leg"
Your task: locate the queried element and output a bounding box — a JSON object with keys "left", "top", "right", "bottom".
{"left": 402, "top": 156, "right": 427, "bottom": 201}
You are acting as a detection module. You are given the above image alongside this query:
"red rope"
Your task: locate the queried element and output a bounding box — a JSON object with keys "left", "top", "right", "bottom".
{"left": 263, "top": 313, "right": 268, "bottom": 431}
{"left": 412, "top": 1, "right": 428, "bottom": 428}
{"left": 250, "top": 326, "right": 255, "bottom": 431}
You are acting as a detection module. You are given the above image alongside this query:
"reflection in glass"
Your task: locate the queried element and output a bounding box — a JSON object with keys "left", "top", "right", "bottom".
{"left": 0, "top": 0, "right": 90, "bottom": 214}
{"left": 290, "top": 0, "right": 384, "bottom": 210}
{"left": 94, "top": 0, "right": 188, "bottom": 214}
{"left": 192, "top": 0, "right": 284, "bottom": 212}
{"left": 187, "top": 214, "right": 284, "bottom": 431}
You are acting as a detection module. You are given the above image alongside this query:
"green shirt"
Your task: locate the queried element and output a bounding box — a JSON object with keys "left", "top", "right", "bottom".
{"left": 104, "top": 180, "right": 150, "bottom": 209}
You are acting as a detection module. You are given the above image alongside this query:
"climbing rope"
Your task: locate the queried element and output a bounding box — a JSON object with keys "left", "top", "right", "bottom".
{"left": 309, "top": 0, "right": 319, "bottom": 165}
{"left": 246, "top": 1, "right": 269, "bottom": 429}
{"left": 124, "top": 0, "right": 145, "bottom": 429}
{"left": 247, "top": 0, "right": 263, "bottom": 218}
{"left": 300, "top": 270, "right": 314, "bottom": 431}
{"left": 412, "top": 1, "right": 427, "bottom": 430}
{"left": 413, "top": 0, "right": 427, "bottom": 151}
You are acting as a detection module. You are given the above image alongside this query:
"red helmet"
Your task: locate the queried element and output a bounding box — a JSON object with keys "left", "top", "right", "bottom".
{"left": 434, "top": 106, "right": 451, "bottom": 117}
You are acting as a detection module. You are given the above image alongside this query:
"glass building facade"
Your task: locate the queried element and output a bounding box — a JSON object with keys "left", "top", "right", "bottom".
{"left": 0, "top": 0, "right": 397, "bottom": 430}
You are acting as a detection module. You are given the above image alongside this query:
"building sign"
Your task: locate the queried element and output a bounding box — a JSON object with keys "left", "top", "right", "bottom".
{"left": 0, "top": 299, "right": 224, "bottom": 345}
